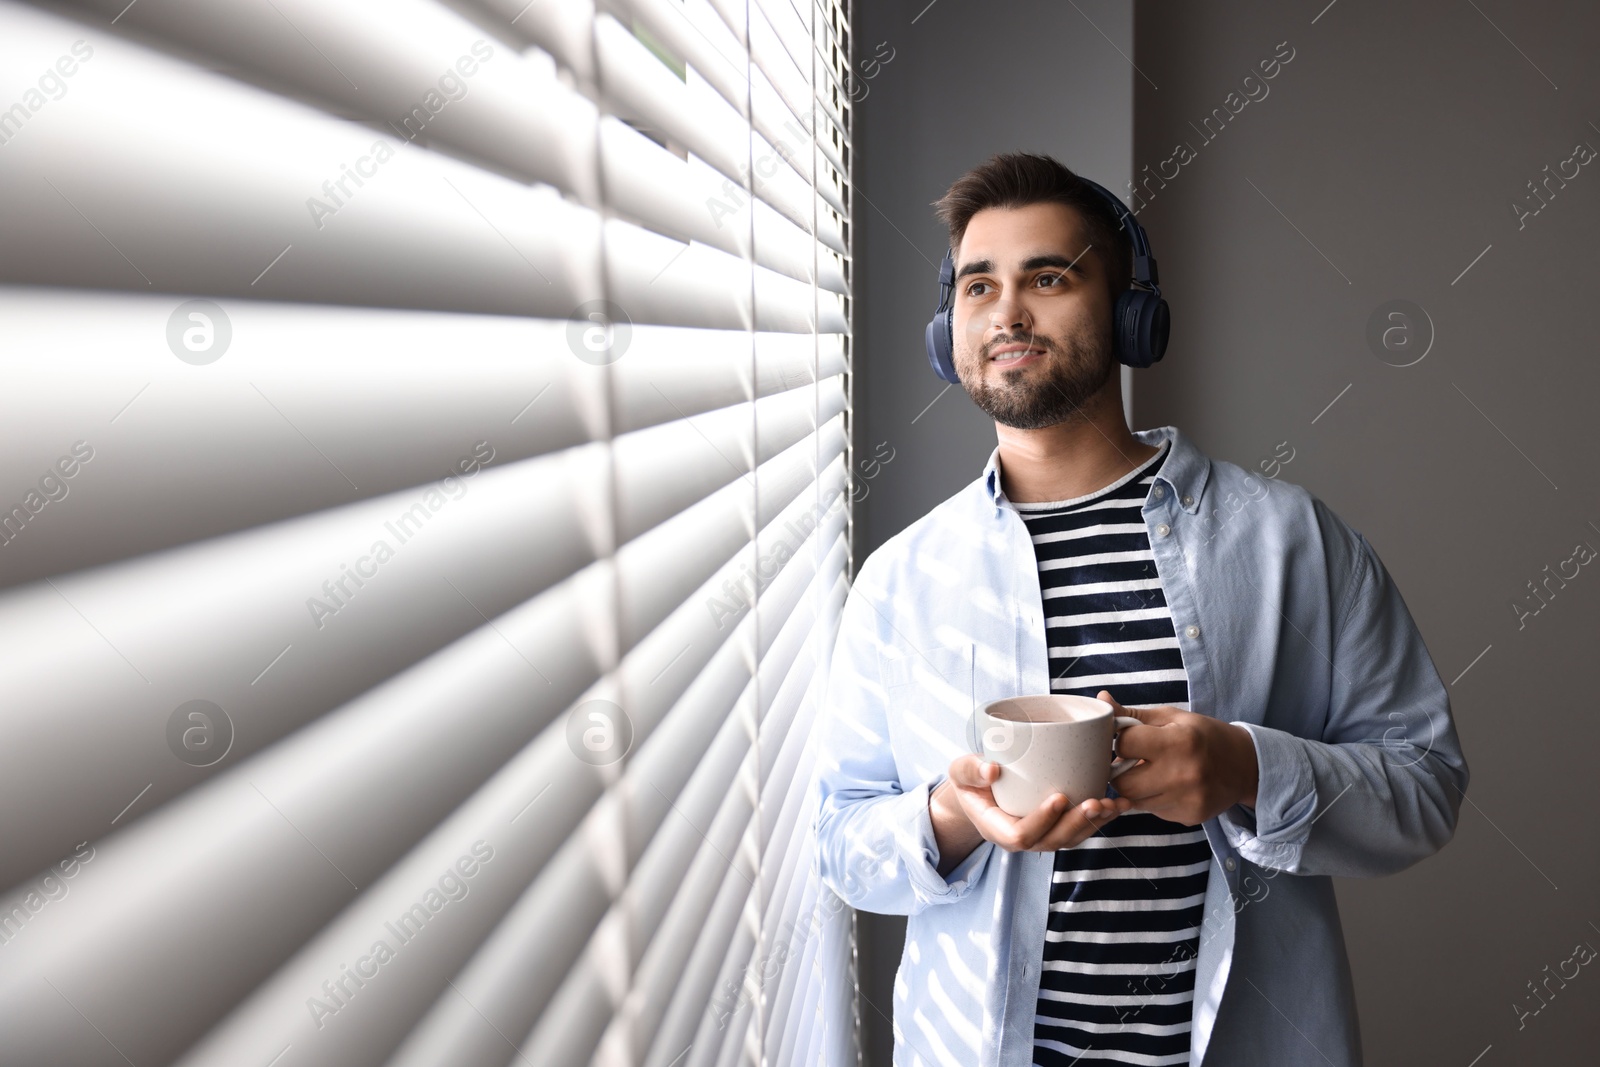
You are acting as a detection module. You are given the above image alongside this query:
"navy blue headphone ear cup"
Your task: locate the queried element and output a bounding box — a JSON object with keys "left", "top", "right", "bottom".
{"left": 1112, "top": 288, "right": 1171, "bottom": 369}
{"left": 925, "top": 250, "right": 961, "bottom": 384}
{"left": 925, "top": 308, "right": 960, "bottom": 383}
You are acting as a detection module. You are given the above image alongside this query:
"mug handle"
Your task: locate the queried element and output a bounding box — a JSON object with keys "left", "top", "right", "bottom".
{"left": 1109, "top": 715, "right": 1142, "bottom": 779}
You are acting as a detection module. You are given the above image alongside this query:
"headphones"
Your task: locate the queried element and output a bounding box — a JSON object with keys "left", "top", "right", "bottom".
{"left": 924, "top": 176, "right": 1170, "bottom": 384}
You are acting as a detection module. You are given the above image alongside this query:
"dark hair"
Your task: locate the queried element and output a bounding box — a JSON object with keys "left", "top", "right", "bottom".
{"left": 932, "top": 152, "right": 1132, "bottom": 301}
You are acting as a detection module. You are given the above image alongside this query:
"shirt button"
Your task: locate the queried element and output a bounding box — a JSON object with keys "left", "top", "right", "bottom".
{"left": 1156, "top": 523, "right": 1171, "bottom": 537}
{"left": 1152, "top": 484, "right": 1165, "bottom": 500}
{"left": 1184, "top": 625, "right": 1201, "bottom": 639}
{"left": 1224, "top": 856, "right": 1237, "bottom": 872}
{"left": 1181, "top": 494, "right": 1194, "bottom": 508}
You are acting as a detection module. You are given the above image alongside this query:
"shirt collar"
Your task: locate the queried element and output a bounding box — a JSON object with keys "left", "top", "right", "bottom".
{"left": 980, "top": 424, "right": 1211, "bottom": 515}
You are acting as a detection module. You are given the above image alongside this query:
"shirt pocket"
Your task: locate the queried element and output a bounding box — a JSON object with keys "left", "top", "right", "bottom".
{"left": 880, "top": 645, "right": 977, "bottom": 788}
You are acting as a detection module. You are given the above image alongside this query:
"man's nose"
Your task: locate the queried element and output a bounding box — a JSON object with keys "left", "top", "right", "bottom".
{"left": 990, "top": 292, "right": 1031, "bottom": 333}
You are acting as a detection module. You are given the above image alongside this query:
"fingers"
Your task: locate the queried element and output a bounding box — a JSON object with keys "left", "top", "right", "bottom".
{"left": 957, "top": 784, "right": 1060, "bottom": 851}
{"left": 1100, "top": 692, "right": 1154, "bottom": 764}
{"left": 1008, "top": 794, "right": 1136, "bottom": 852}
{"left": 954, "top": 779, "right": 1080, "bottom": 853}
{"left": 1101, "top": 691, "right": 1185, "bottom": 727}
{"left": 1097, "top": 690, "right": 1132, "bottom": 716}
{"left": 945, "top": 754, "right": 1139, "bottom": 852}
{"left": 1106, "top": 714, "right": 1170, "bottom": 766}
{"left": 1110, "top": 782, "right": 1182, "bottom": 824}
{"left": 1032, "top": 795, "right": 1137, "bottom": 851}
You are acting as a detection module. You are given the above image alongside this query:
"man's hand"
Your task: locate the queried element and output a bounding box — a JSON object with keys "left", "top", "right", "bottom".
{"left": 933, "top": 753, "right": 1136, "bottom": 869}
{"left": 1099, "top": 690, "right": 1259, "bottom": 825}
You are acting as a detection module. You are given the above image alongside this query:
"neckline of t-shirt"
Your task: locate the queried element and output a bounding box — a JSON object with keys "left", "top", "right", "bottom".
{"left": 1010, "top": 440, "right": 1170, "bottom": 512}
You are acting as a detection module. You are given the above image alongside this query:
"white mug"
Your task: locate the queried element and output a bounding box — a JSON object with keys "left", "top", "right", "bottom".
{"left": 973, "top": 694, "right": 1140, "bottom": 818}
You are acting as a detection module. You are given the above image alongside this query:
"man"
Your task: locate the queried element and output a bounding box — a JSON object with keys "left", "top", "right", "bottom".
{"left": 810, "top": 153, "right": 1468, "bottom": 1066}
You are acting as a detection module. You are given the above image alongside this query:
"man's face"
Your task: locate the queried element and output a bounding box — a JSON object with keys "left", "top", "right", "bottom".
{"left": 951, "top": 202, "right": 1116, "bottom": 429}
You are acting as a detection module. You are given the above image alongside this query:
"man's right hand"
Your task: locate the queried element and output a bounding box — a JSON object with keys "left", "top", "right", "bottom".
{"left": 932, "top": 754, "right": 1134, "bottom": 871}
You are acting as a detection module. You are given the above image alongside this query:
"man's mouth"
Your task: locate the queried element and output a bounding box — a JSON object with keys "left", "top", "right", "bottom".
{"left": 987, "top": 342, "right": 1046, "bottom": 368}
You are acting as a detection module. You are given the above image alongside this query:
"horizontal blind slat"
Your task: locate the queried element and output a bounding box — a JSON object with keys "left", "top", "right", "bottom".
{"left": 618, "top": 424, "right": 845, "bottom": 648}
{"left": 601, "top": 0, "right": 751, "bottom": 119}
{"left": 596, "top": 14, "right": 749, "bottom": 187}
{"left": 0, "top": 563, "right": 622, "bottom": 1064}
{"left": 11, "top": 485, "right": 847, "bottom": 1064}
{"left": 615, "top": 377, "right": 847, "bottom": 543}
{"left": 602, "top": 115, "right": 748, "bottom": 257}
{"left": 41, "top": 0, "right": 603, "bottom": 199}
{"left": 0, "top": 289, "right": 844, "bottom": 586}
{"left": 460, "top": 0, "right": 597, "bottom": 80}
{"left": 0, "top": 14, "right": 603, "bottom": 314}
{"left": 749, "top": 3, "right": 816, "bottom": 137}
{"left": 0, "top": 0, "right": 853, "bottom": 1062}
{"left": 529, "top": 541, "right": 843, "bottom": 1067}
{"left": 614, "top": 331, "right": 846, "bottom": 433}
{"left": 380, "top": 515, "right": 847, "bottom": 1067}
{"left": 0, "top": 422, "right": 844, "bottom": 894}
{"left": 0, "top": 449, "right": 606, "bottom": 891}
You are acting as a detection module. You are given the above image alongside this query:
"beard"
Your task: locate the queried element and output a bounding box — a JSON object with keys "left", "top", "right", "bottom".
{"left": 959, "top": 321, "right": 1115, "bottom": 430}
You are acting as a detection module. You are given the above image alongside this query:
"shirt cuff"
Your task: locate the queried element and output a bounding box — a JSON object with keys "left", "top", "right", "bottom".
{"left": 910, "top": 773, "right": 994, "bottom": 903}
{"left": 1216, "top": 722, "right": 1318, "bottom": 872}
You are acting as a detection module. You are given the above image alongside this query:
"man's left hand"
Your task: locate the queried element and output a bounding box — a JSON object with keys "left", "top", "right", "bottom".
{"left": 1097, "top": 690, "right": 1259, "bottom": 826}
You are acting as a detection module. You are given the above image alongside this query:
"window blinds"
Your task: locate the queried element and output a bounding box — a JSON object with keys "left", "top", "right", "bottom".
{"left": 0, "top": 1, "right": 857, "bottom": 1065}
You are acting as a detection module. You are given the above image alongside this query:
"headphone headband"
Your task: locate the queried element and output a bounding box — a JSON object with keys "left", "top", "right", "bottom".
{"left": 1091, "top": 179, "right": 1159, "bottom": 290}
{"left": 924, "top": 175, "right": 1170, "bottom": 384}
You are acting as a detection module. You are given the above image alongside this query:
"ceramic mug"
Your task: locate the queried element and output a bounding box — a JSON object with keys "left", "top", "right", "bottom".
{"left": 974, "top": 694, "right": 1140, "bottom": 817}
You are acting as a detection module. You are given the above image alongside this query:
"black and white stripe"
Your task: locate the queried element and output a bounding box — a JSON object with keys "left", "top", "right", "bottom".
{"left": 1015, "top": 443, "right": 1212, "bottom": 1066}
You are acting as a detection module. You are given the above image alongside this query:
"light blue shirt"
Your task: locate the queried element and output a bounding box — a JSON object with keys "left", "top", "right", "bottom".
{"left": 809, "top": 424, "right": 1468, "bottom": 1066}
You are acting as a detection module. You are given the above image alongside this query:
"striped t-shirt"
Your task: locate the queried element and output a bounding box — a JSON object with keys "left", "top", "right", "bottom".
{"left": 1013, "top": 441, "right": 1212, "bottom": 1066}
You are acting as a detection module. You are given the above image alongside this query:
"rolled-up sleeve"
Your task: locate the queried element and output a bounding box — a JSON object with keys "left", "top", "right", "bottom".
{"left": 810, "top": 559, "right": 994, "bottom": 915}
{"left": 1217, "top": 511, "right": 1470, "bottom": 877}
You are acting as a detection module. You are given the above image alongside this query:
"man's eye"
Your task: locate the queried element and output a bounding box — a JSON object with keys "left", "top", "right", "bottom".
{"left": 965, "top": 281, "right": 991, "bottom": 297}
{"left": 1036, "top": 272, "right": 1064, "bottom": 288}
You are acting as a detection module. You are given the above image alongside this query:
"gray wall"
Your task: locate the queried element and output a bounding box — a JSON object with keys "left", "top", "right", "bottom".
{"left": 852, "top": 2, "right": 1133, "bottom": 1063}
{"left": 1133, "top": 0, "right": 1599, "bottom": 1063}
{"left": 853, "top": 0, "right": 1134, "bottom": 558}
{"left": 855, "top": 0, "right": 1600, "bottom": 1063}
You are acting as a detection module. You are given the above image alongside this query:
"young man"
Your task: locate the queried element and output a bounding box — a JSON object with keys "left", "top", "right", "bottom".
{"left": 810, "top": 153, "right": 1468, "bottom": 1066}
